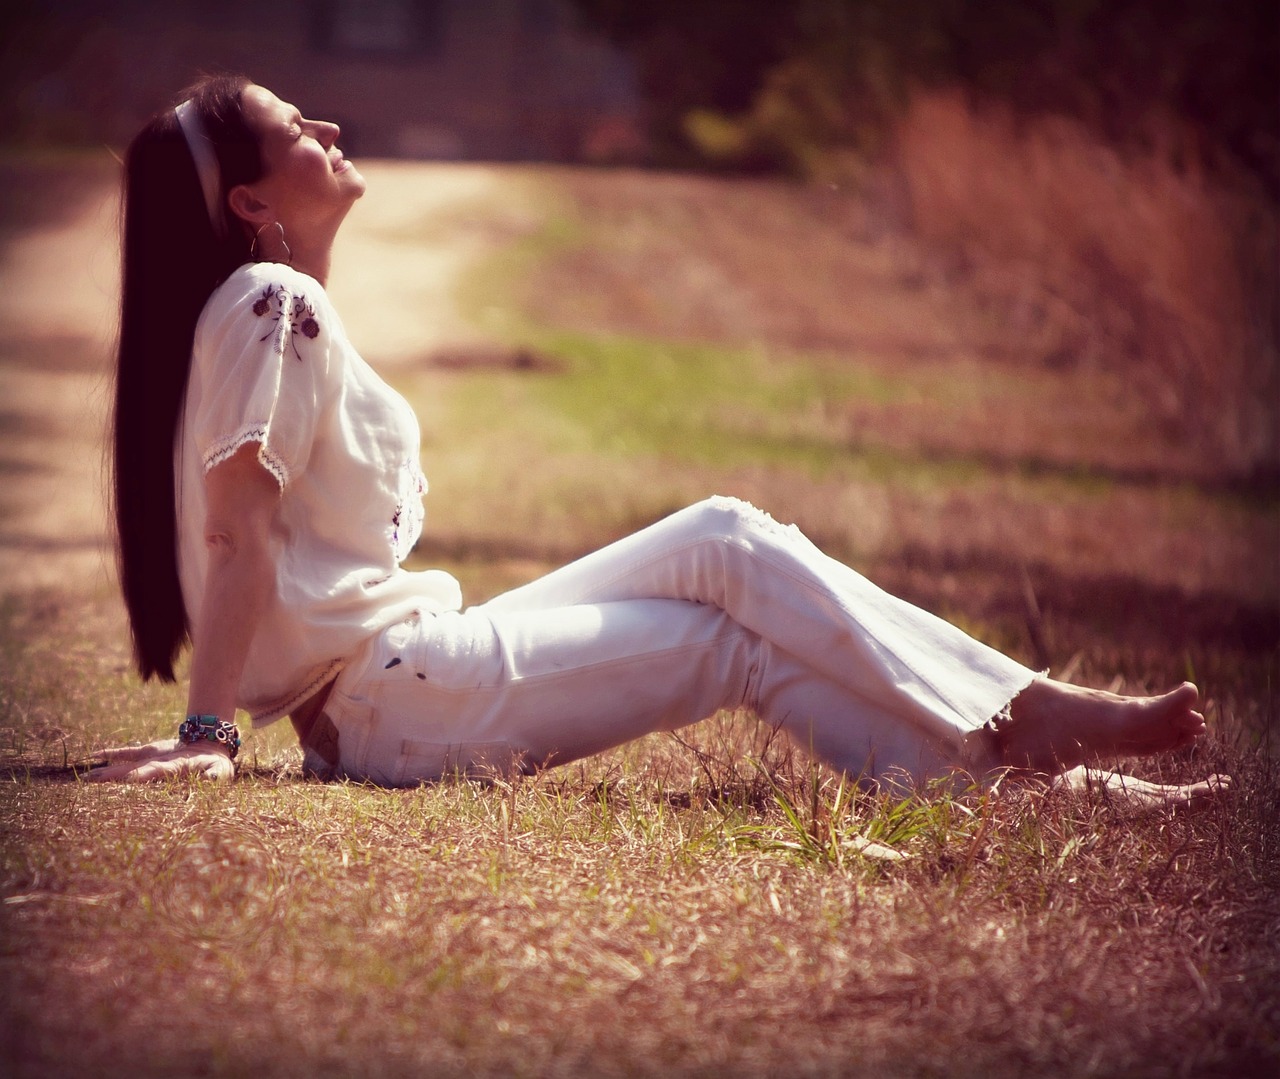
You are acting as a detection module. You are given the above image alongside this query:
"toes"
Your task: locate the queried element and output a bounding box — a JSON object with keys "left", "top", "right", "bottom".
{"left": 1176, "top": 711, "right": 1206, "bottom": 743}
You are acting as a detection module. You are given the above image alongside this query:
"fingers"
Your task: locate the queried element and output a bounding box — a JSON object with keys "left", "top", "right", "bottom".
{"left": 97, "top": 738, "right": 180, "bottom": 762}
{"left": 85, "top": 757, "right": 169, "bottom": 782}
{"left": 96, "top": 745, "right": 156, "bottom": 763}
{"left": 84, "top": 749, "right": 234, "bottom": 784}
{"left": 85, "top": 759, "right": 157, "bottom": 782}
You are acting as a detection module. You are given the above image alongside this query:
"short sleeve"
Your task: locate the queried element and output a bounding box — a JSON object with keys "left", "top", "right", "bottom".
{"left": 191, "top": 268, "right": 333, "bottom": 488}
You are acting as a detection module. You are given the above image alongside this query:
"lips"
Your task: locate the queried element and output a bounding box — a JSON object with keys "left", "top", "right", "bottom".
{"left": 330, "top": 151, "right": 349, "bottom": 173}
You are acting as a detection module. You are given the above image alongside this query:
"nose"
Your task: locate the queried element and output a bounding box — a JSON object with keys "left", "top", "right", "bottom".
{"left": 312, "top": 119, "right": 340, "bottom": 147}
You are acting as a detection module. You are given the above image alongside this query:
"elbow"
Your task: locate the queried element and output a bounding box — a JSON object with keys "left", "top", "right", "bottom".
{"left": 203, "top": 528, "right": 234, "bottom": 557}
{"left": 203, "top": 524, "right": 273, "bottom": 572}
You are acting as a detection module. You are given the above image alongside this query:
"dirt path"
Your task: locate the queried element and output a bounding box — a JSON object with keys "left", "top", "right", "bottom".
{"left": 2, "top": 158, "right": 1272, "bottom": 623}
{"left": 0, "top": 160, "right": 514, "bottom": 595}
{"left": 328, "top": 162, "right": 523, "bottom": 366}
{"left": 0, "top": 167, "right": 119, "bottom": 596}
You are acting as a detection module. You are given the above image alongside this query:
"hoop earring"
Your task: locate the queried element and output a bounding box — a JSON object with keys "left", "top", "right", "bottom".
{"left": 251, "top": 221, "right": 292, "bottom": 265}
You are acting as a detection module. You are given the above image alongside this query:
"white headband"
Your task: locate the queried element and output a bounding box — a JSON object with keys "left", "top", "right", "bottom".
{"left": 174, "top": 99, "right": 226, "bottom": 237}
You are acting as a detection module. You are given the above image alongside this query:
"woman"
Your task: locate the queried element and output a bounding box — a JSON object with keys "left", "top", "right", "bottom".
{"left": 92, "top": 76, "right": 1218, "bottom": 803}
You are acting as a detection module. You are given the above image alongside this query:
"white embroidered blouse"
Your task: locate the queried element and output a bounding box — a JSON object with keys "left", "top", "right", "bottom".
{"left": 176, "top": 262, "right": 462, "bottom": 726}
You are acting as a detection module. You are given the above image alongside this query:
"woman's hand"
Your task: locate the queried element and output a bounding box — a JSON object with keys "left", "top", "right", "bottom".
{"left": 86, "top": 738, "right": 235, "bottom": 783}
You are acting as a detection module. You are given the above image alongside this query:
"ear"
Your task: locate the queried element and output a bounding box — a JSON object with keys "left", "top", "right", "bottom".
{"left": 226, "top": 183, "right": 273, "bottom": 228}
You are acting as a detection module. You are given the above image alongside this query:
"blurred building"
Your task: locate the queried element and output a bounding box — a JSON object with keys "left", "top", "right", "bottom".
{"left": 3, "top": 0, "right": 645, "bottom": 163}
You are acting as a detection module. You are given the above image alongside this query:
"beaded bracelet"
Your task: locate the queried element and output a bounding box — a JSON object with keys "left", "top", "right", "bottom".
{"left": 177, "top": 714, "right": 242, "bottom": 760}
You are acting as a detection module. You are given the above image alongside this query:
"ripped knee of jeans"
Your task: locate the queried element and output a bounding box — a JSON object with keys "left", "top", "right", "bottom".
{"left": 703, "top": 494, "right": 803, "bottom": 543}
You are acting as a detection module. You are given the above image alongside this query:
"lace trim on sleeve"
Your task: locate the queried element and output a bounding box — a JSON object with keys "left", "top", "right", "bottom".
{"left": 202, "top": 423, "right": 290, "bottom": 488}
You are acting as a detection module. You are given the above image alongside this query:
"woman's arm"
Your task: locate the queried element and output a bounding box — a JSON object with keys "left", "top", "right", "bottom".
{"left": 90, "top": 444, "right": 280, "bottom": 782}
{"left": 185, "top": 443, "right": 280, "bottom": 724}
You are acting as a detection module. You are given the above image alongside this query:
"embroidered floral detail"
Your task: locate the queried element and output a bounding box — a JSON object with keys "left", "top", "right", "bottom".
{"left": 251, "top": 283, "right": 320, "bottom": 361}
{"left": 388, "top": 458, "right": 428, "bottom": 562}
{"left": 291, "top": 295, "right": 320, "bottom": 345}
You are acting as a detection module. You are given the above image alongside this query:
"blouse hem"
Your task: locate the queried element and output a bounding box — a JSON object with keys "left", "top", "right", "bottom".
{"left": 248, "top": 658, "right": 346, "bottom": 727}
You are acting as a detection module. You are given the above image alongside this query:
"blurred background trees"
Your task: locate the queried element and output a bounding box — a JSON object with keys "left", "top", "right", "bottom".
{"left": 571, "top": 0, "right": 1277, "bottom": 198}
{"left": 2, "top": 0, "right": 1275, "bottom": 471}
{"left": 572, "top": 0, "right": 1278, "bottom": 473}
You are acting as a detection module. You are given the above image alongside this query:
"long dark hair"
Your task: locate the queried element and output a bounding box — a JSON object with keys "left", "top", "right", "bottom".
{"left": 113, "top": 74, "right": 264, "bottom": 682}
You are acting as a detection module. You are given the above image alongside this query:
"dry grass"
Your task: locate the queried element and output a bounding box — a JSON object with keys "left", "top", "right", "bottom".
{"left": 890, "top": 90, "right": 1279, "bottom": 476}
{"left": 2, "top": 151, "right": 1278, "bottom": 1076}
{"left": 1, "top": 589, "right": 1277, "bottom": 1078}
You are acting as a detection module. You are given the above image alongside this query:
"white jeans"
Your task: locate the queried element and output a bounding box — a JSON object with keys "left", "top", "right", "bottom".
{"left": 313, "top": 497, "right": 1039, "bottom": 786}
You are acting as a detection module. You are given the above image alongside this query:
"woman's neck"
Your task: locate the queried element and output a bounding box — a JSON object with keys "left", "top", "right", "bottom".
{"left": 290, "top": 248, "right": 331, "bottom": 286}
{"left": 252, "top": 224, "right": 334, "bottom": 286}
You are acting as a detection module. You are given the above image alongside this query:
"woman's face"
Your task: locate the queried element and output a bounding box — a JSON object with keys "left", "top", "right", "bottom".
{"left": 234, "top": 85, "right": 365, "bottom": 233}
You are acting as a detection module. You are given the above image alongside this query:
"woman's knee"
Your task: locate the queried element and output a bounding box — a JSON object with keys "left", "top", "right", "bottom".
{"left": 686, "top": 495, "right": 798, "bottom": 545}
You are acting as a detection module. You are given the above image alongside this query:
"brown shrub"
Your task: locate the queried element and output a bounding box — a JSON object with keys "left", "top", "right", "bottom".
{"left": 888, "top": 90, "right": 1279, "bottom": 474}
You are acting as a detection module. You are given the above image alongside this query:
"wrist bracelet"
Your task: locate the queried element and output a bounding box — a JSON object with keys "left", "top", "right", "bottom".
{"left": 178, "top": 714, "right": 241, "bottom": 759}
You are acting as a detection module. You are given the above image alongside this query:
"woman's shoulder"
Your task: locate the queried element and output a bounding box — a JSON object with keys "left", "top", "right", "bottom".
{"left": 213, "top": 261, "right": 331, "bottom": 307}
{"left": 195, "top": 262, "right": 341, "bottom": 371}
{"left": 200, "top": 263, "right": 338, "bottom": 349}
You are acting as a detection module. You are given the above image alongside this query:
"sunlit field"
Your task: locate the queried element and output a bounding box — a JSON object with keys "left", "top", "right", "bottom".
{"left": 1, "top": 153, "right": 1276, "bottom": 1077}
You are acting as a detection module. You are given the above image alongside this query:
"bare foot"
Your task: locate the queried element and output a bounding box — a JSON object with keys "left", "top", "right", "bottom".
{"left": 997, "top": 679, "right": 1206, "bottom": 775}
{"left": 1052, "top": 765, "right": 1231, "bottom": 812}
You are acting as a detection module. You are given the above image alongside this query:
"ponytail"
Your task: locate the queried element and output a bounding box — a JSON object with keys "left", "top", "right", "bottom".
{"left": 112, "top": 74, "right": 261, "bottom": 681}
